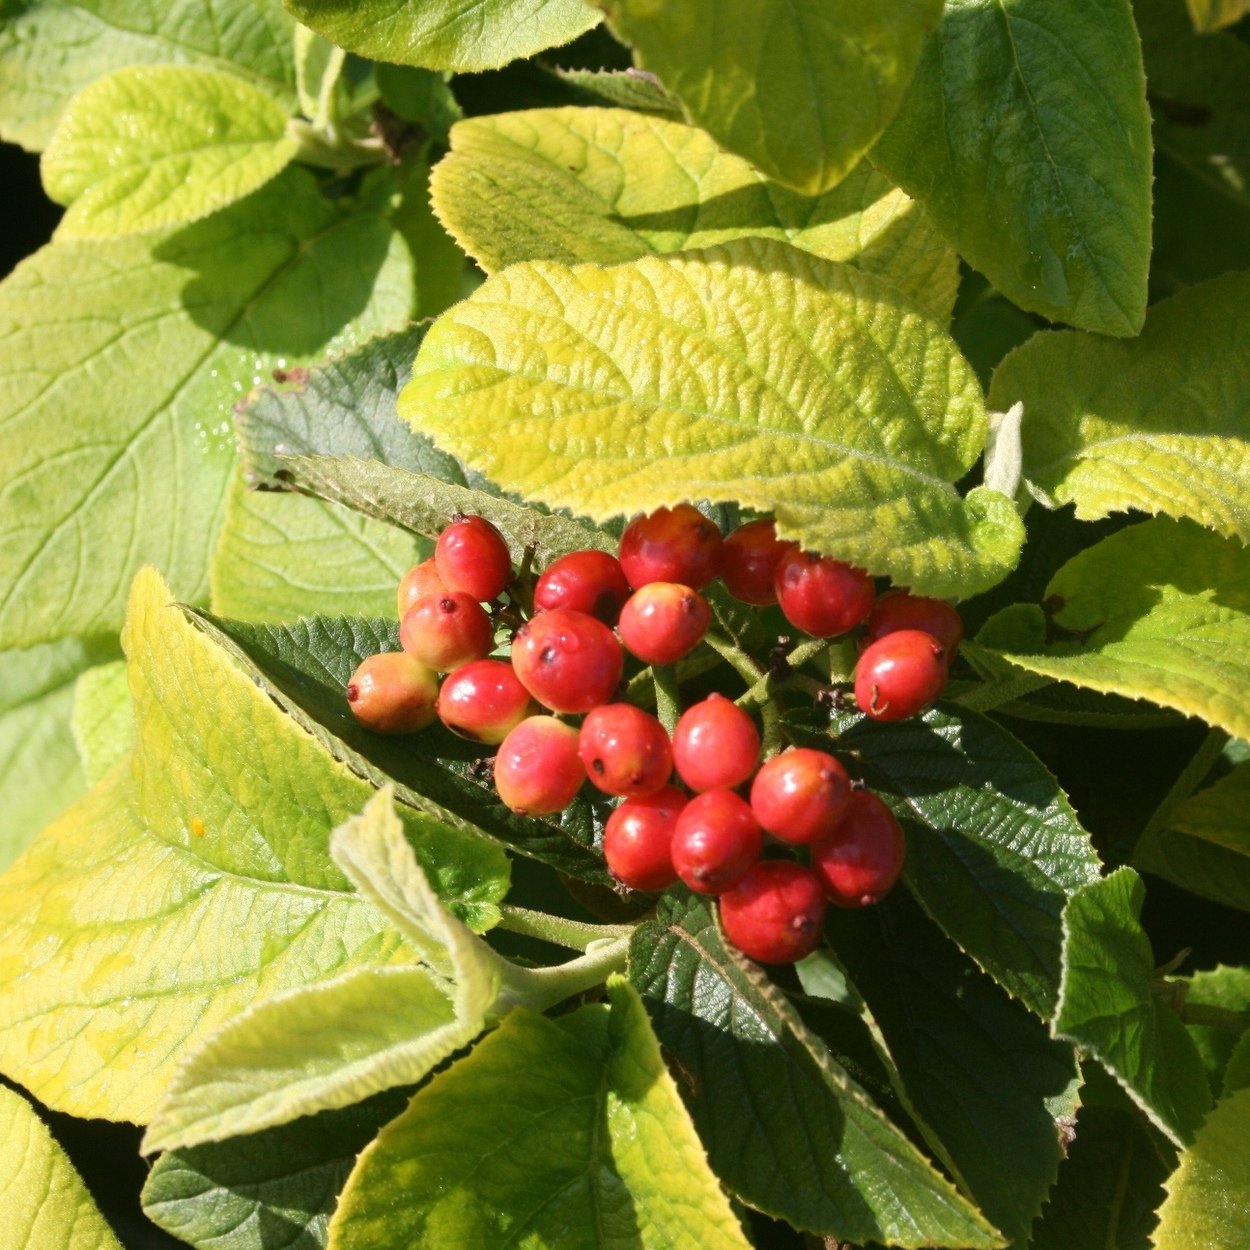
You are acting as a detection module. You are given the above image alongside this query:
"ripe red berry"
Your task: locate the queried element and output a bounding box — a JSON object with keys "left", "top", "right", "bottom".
{"left": 862, "top": 590, "right": 963, "bottom": 665}
{"left": 579, "top": 703, "right": 673, "bottom": 798}
{"left": 345, "top": 652, "right": 439, "bottom": 734}
{"left": 618, "top": 504, "right": 723, "bottom": 590}
{"left": 617, "top": 582, "right": 710, "bottom": 665}
{"left": 435, "top": 515, "right": 512, "bottom": 602}
{"left": 603, "top": 785, "right": 687, "bottom": 891}
{"left": 721, "top": 519, "right": 795, "bottom": 606}
{"left": 812, "top": 790, "right": 906, "bottom": 907}
{"left": 493, "top": 716, "right": 584, "bottom": 815}
{"left": 399, "top": 593, "right": 494, "bottom": 672}
{"left": 511, "top": 608, "right": 623, "bottom": 713}
{"left": 534, "top": 550, "right": 631, "bottom": 625}
{"left": 719, "top": 861, "right": 828, "bottom": 964}
{"left": 672, "top": 694, "right": 760, "bottom": 792}
{"left": 774, "top": 549, "right": 875, "bottom": 637}
{"left": 670, "top": 790, "right": 763, "bottom": 895}
{"left": 749, "top": 747, "right": 851, "bottom": 844}
{"left": 436, "top": 659, "right": 533, "bottom": 744}
{"left": 396, "top": 557, "right": 446, "bottom": 619}
{"left": 854, "top": 629, "right": 948, "bottom": 722}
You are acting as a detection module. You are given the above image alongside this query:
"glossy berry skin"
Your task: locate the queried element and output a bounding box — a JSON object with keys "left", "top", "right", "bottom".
{"left": 603, "top": 785, "right": 687, "bottom": 891}
{"left": 493, "top": 716, "right": 584, "bottom": 815}
{"left": 774, "top": 549, "right": 875, "bottom": 638}
{"left": 435, "top": 515, "right": 512, "bottom": 602}
{"left": 672, "top": 694, "right": 760, "bottom": 792}
{"left": 579, "top": 703, "right": 673, "bottom": 798}
{"left": 396, "top": 557, "right": 446, "bottom": 618}
{"left": 399, "top": 593, "right": 494, "bottom": 672}
{"left": 617, "top": 582, "right": 710, "bottom": 665}
{"left": 511, "top": 608, "right": 623, "bottom": 713}
{"left": 670, "top": 790, "right": 763, "bottom": 895}
{"left": 436, "top": 659, "right": 533, "bottom": 744}
{"left": 345, "top": 652, "right": 439, "bottom": 734}
{"left": 618, "top": 504, "right": 723, "bottom": 591}
{"left": 854, "top": 629, "right": 948, "bottom": 722}
{"left": 862, "top": 591, "right": 964, "bottom": 665}
{"left": 534, "top": 550, "right": 632, "bottom": 625}
{"left": 812, "top": 790, "right": 906, "bottom": 908}
{"left": 750, "top": 747, "right": 851, "bottom": 845}
{"left": 719, "top": 861, "right": 828, "bottom": 964}
{"left": 721, "top": 519, "right": 795, "bottom": 606}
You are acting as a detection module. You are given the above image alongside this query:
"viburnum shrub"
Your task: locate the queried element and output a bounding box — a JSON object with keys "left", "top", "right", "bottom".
{"left": 1, "top": 3, "right": 1248, "bottom": 1249}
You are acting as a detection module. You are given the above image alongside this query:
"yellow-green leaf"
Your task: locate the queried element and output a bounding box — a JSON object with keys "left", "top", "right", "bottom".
{"left": 1184, "top": 0, "right": 1250, "bottom": 31}
{"left": 70, "top": 658, "right": 132, "bottom": 786}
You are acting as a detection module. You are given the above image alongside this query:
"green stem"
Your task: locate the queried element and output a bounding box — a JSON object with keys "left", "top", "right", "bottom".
{"left": 491, "top": 933, "right": 631, "bottom": 1018}
{"left": 702, "top": 630, "right": 764, "bottom": 686}
{"left": 287, "top": 118, "right": 387, "bottom": 170}
{"left": 735, "top": 637, "right": 830, "bottom": 712}
{"left": 496, "top": 904, "right": 633, "bottom": 952}
{"left": 1133, "top": 726, "right": 1229, "bottom": 862}
{"left": 652, "top": 665, "right": 682, "bottom": 735}
{"left": 1177, "top": 1002, "right": 1250, "bottom": 1032}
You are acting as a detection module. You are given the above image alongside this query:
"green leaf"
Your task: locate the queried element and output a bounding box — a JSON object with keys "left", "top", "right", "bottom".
{"left": 549, "top": 66, "right": 682, "bottom": 117}
{"left": 328, "top": 979, "right": 754, "bottom": 1250}
{"left": 1184, "top": 0, "right": 1250, "bottom": 29}
{"left": 1152, "top": 1085, "right": 1250, "bottom": 1249}
{"left": 1224, "top": 1030, "right": 1250, "bottom": 1095}
{"left": 1181, "top": 965, "right": 1250, "bottom": 1091}
{"left": 990, "top": 272, "right": 1250, "bottom": 542}
{"left": 1053, "top": 868, "right": 1212, "bottom": 1146}
{"left": 0, "top": 167, "right": 414, "bottom": 649}
{"left": 293, "top": 24, "right": 345, "bottom": 126}
{"left": 70, "top": 658, "right": 132, "bottom": 785}
{"left": 0, "top": 0, "right": 296, "bottom": 151}
{"left": 400, "top": 240, "right": 1024, "bottom": 600}
{"left": 0, "top": 1085, "right": 124, "bottom": 1250}
{"left": 430, "top": 106, "right": 959, "bottom": 318}
{"left": 627, "top": 895, "right": 1003, "bottom": 1248}
{"left": 980, "top": 518, "right": 1250, "bottom": 741}
{"left": 42, "top": 66, "right": 299, "bottom": 237}
{"left": 375, "top": 64, "right": 463, "bottom": 143}
{"left": 874, "top": 0, "right": 1153, "bottom": 336}
{"left": 284, "top": 0, "right": 600, "bottom": 72}
{"left": 603, "top": 0, "right": 942, "bottom": 195}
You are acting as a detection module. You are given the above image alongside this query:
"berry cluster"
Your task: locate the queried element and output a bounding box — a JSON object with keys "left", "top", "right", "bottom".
{"left": 345, "top": 505, "right": 963, "bottom": 965}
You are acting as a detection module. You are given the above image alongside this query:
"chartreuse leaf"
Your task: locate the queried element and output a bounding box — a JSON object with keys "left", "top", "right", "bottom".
{"left": 628, "top": 896, "right": 1002, "bottom": 1248}
{"left": 990, "top": 272, "right": 1250, "bottom": 541}
{"left": 70, "top": 658, "right": 131, "bottom": 785}
{"left": 603, "top": 0, "right": 941, "bottom": 196}
{"left": 430, "top": 107, "right": 958, "bottom": 318}
{"left": 284, "top": 0, "right": 599, "bottom": 72}
{"left": 401, "top": 240, "right": 1024, "bottom": 600}
{"left": 328, "top": 979, "right": 753, "bottom": 1250}
{"left": 1185, "top": 0, "right": 1250, "bottom": 28}
{"left": 874, "top": 0, "right": 1152, "bottom": 336}
{"left": 1152, "top": 1085, "right": 1250, "bottom": 1249}
{"left": 1053, "top": 868, "right": 1212, "bottom": 1146}
{"left": 0, "top": 167, "right": 413, "bottom": 649}
{"left": 0, "top": 0, "right": 296, "bottom": 152}
{"left": 0, "top": 1086, "right": 123, "bottom": 1250}
{"left": 981, "top": 518, "right": 1250, "bottom": 741}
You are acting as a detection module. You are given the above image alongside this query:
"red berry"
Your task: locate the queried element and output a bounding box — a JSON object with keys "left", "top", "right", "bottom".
{"left": 579, "top": 703, "right": 673, "bottom": 798}
{"left": 494, "top": 716, "right": 584, "bottom": 815}
{"left": 721, "top": 519, "right": 795, "bottom": 606}
{"left": 749, "top": 747, "right": 851, "bottom": 844}
{"left": 670, "top": 790, "right": 763, "bottom": 895}
{"left": 603, "top": 785, "right": 687, "bottom": 891}
{"left": 719, "top": 861, "right": 828, "bottom": 964}
{"left": 345, "top": 652, "right": 439, "bottom": 734}
{"left": 399, "top": 593, "right": 494, "bottom": 672}
{"left": 617, "top": 582, "right": 710, "bottom": 665}
{"left": 812, "top": 790, "right": 906, "bottom": 907}
{"left": 397, "top": 557, "right": 446, "bottom": 619}
{"left": 435, "top": 515, "right": 512, "bottom": 602}
{"left": 436, "top": 659, "right": 533, "bottom": 744}
{"left": 534, "top": 550, "right": 631, "bottom": 625}
{"left": 511, "top": 608, "right": 623, "bottom": 713}
{"left": 619, "top": 504, "right": 723, "bottom": 590}
{"left": 672, "top": 694, "right": 760, "bottom": 792}
{"left": 854, "top": 629, "right": 947, "bottom": 722}
{"left": 774, "top": 549, "right": 875, "bottom": 637}
{"left": 862, "top": 590, "right": 964, "bottom": 665}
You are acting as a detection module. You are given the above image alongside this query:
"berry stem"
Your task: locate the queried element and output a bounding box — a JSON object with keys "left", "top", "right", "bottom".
{"left": 702, "top": 630, "right": 765, "bottom": 685}
{"left": 652, "top": 664, "right": 681, "bottom": 736}
{"left": 496, "top": 904, "right": 634, "bottom": 952}
{"left": 734, "top": 637, "right": 834, "bottom": 712}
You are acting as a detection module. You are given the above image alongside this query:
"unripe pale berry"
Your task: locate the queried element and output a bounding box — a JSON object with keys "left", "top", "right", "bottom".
{"left": 436, "top": 659, "right": 533, "bottom": 744}
{"left": 774, "top": 549, "right": 875, "bottom": 638}
{"left": 670, "top": 790, "right": 763, "bottom": 895}
{"left": 534, "top": 550, "right": 631, "bottom": 625}
{"left": 812, "top": 790, "right": 906, "bottom": 907}
{"left": 862, "top": 591, "right": 964, "bottom": 665}
{"left": 511, "top": 608, "right": 623, "bottom": 713}
{"left": 603, "top": 785, "right": 687, "bottom": 891}
{"left": 719, "top": 861, "right": 828, "bottom": 964}
{"left": 345, "top": 652, "right": 439, "bottom": 734}
{"left": 493, "top": 716, "right": 584, "bottom": 816}
{"left": 399, "top": 593, "right": 495, "bottom": 672}
{"left": 672, "top": 694, "right": 760, "bottom": 792}
{"left": 854, "top": 629, "right": 947, "bottom": 722}
{"left": 617, "top": 582, "right": 710, "bottom": 665}
{"left": 721, "top": 519, "right": 795, "bottom": 606}
{"left": 749, "top": 747, "right": 851, "bottom": 844}
{"left": 397, "top": 557, "right": 446, "bottom": 619}
{"left": 619, "top": 504, "right": 723, "bottom": 590}
{"left": 435, "top": 515, "right": 512, "bottom": 602}
{"left": 578, "top": 703, "right": 673, "bottom": 798}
